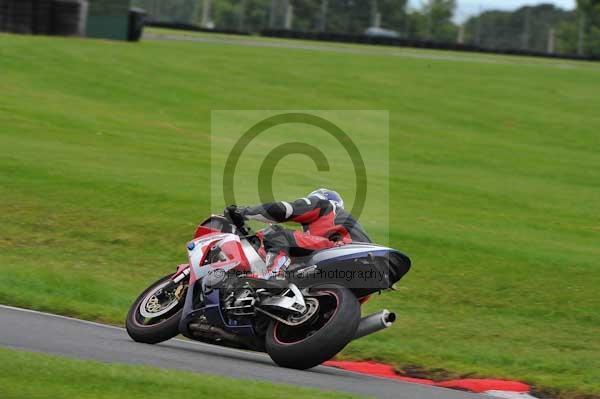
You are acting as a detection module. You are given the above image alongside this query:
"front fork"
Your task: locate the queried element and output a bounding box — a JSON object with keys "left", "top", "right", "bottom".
{"left": 156, "top": 264, "right": 190, "bottom": 300}
{"left": 172, "top": 264, "right": 191, "bottom": 284}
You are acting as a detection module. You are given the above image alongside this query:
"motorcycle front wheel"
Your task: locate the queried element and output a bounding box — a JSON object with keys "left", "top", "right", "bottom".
{"left": 265, "top": 285, "right": 360, "bottom": 370}
{"left": 126, "top": 274, "right": 186, "bottom": 344}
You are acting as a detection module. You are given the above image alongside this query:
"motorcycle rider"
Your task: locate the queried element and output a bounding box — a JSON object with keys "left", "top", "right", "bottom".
{"left": 226, "top": 188, "right": 371, "bottom": 279}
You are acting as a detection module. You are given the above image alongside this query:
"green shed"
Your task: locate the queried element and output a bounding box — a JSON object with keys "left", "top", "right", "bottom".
{"left": 86, "top": 0, "right": 131, "bottom": 40}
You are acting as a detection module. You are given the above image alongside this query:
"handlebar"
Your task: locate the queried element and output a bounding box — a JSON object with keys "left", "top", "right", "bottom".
{"left": 223, "top": 208, "right": 251, "bottom": 236}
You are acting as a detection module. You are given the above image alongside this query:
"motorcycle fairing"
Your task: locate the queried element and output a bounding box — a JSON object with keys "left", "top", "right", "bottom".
{"left": 287, "top": 243, "right": 411, "bottom": 297}
{"left": 186, "top": 233, "right": 253, "bottom": 284}
{"left": 180, "top": 232, "right": 256, "bottom": 337}
{"left": 179, "top": 223, "right": 411, "bottom": 338}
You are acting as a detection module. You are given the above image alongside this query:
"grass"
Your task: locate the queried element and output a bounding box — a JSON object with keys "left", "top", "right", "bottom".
{"left": 0, "top": 31, "right": 599, "bottom": 397}
{"left": 0, "top": 348, "right": 359, "bottom": 399}
{"left": 146, "top": 26, "right": 600, "bottom": 69}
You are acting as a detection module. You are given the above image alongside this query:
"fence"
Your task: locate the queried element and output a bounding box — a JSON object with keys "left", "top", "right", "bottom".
{"left": 133, "top": 0, "right": 600, "bottom": 59}
{"left": 3, "top": 0, "right": 598, "bottom": 59}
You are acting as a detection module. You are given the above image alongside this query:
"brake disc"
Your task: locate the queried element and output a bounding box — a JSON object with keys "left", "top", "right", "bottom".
{"left": 139, "top": 282, "right": 181, "bottom": 319}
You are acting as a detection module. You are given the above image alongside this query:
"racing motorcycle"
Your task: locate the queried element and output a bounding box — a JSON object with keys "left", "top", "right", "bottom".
{"left": 126, "top": 211, "right": 411, "bottom": 369}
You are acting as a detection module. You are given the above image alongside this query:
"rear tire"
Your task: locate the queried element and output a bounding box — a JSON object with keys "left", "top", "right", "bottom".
{"left": 265, "top": 285, "right": 360, "bottom": 370}
{"left": 126, "top": 275, "right": 184, "bottom": 344}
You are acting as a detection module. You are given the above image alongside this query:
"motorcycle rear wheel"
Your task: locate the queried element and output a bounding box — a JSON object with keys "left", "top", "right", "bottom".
{"left": 126, "top": 274, "right": 185, "bottom": 344}
{"left": 265, "top": 285, "right": 360, "bottom": 370}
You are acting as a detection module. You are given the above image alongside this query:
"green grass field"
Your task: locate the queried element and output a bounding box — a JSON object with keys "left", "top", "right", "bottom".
{"left": 0, "top": 348, "right": 359, "bottom": 399}
{"left": 1, "top": 30, "right": 599, "bottom": 398}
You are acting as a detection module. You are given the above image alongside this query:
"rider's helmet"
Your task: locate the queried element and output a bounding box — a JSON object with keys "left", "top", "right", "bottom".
{"left": 308, "top": 188, "right": 344, "bottom": 209}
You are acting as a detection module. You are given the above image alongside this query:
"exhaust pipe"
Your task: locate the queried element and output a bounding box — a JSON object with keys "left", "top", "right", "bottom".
{"left": 353, "top": 309, "right": 396, "bottom": 340}
{"left": 188, "top": 322, "right": 245, "bottom": 345}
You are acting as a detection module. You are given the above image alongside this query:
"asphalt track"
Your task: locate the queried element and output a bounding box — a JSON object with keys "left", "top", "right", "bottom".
{"left": 0, "top": 305, "right": 483, "bottom": 399}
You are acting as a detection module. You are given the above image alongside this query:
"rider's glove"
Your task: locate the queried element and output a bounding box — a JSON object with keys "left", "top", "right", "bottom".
{"left": 334, "top": 237, "right": 352, "bottom": 247}
{"left": 224, "top": 205, "right": 246, "bottom": 227}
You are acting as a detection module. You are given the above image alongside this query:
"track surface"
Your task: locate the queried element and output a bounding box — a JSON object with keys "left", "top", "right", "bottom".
{"left": 0, "top": 305, "right": 482, "bottom": 398}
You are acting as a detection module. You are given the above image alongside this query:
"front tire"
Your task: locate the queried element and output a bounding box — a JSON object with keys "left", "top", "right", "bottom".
{"left": 265, "top": 285, "right": 360, "bottom": 370}
{"left": 126, "top": 274, "right": 185, "bottom": 344}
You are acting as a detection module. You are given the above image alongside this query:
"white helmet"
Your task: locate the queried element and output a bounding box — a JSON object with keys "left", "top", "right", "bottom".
{"left": 308, "top": 188, "right": 344, "bottom": 209}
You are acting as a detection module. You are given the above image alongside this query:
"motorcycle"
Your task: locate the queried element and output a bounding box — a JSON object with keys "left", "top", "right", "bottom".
{"left": 126, "top": 211, "right": 411, "bottom": 369}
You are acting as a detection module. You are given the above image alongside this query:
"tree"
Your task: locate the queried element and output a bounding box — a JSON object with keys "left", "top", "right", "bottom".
{"left": 556, "top": 17, "right": 580, "bottom": 53}
{"left": 210, "top": 0, "right": 272, "bottom": 31}
{"left": 294, "top": 0, "right": 407, "bottom": 35}
{"left": 405, "top": 9, "right": 428, "bottom": 38}
{"left": 420, "top": 0, "right": 458, "bottom": 41}
{"left": 378, "top": 0, "right": 409, "bottom": 33}
{"left": 289, "top": 0, "right": 323, "bottom": 31}
{"left": 575, "top": 0, "right": 600, "bottom": 54}
{"left": 322, "top": 0, "right": 370, "bottom": 34}
{"left": 464, "top": 4, "right": 576, "bottom": 53}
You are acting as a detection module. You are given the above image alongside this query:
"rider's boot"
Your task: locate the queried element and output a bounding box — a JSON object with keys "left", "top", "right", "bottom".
{"left": 264, "top": 250, "right": 290, "bottom": 280}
